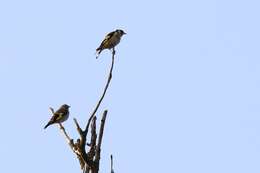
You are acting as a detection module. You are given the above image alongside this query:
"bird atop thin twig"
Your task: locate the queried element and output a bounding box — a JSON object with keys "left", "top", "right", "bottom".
{"left": 96, "top": 29, "right": 126, "bottom": 59}
{"left": 44, "top": 104, "right": 70, "bottom": 129}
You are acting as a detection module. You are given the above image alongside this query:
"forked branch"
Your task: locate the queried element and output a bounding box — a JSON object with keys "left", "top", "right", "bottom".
{"left": 55, "top": 50, "right": 116, "bottom": 173}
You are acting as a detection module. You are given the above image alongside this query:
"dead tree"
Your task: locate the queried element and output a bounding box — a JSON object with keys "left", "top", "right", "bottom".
{"left": 49, "top": 49, "right": 116, "bottom": 173}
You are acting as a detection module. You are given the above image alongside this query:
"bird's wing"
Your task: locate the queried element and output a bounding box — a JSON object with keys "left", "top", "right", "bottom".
{"left": 50, "top": 112, "right": 64, "bottom": 122}
{"left": 104, "top": 31, "right": 115, "bottom": 40}
{"left": 97, "top": 31, "right": 115, "bottom": 49}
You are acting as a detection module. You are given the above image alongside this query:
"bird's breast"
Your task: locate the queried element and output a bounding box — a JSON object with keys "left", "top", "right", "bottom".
{"left": 109, "top": 36, "right": 121, "bottom": 48}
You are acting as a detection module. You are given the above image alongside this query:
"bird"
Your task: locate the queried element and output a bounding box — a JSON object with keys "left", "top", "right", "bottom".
{"left": 96, "top": 29, "right": 126, "bottom": 58}
{"left": 44, "top": 104, "right": 70, "bottom": 129}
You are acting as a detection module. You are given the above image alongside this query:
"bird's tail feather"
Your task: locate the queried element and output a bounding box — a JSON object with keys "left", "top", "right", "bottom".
{"left": 96, "top": 48, "right": 102, "bottom": 59}
{"left": 44, "top": 122, "right": 52, "bottom": 129}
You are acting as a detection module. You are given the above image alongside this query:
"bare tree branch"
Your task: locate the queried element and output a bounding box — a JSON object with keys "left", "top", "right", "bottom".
{"left": 84, "top": 49, "right": 115, "bottom": 133}
{"left": 50, "top": 50, "right": 117, "bottom": 173}
{"left": 94, "top": 110, "right": 108, "bottom": 173}
{"left": 58, "top": 123, "right": 74, "bottom": 146}
{"left": 88, "top": 116, "right": 97, "bottom": 160}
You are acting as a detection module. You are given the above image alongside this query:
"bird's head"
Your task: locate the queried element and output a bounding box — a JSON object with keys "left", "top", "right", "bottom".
{"left": 116, "top": 29, "right": 126, "bottom": 36}
{"left": 62, "top": 104, "right": 70, "bottom": 109}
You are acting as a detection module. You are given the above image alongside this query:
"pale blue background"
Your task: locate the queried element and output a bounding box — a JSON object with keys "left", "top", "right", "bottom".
{"left": 0, "top": 0, "right": 260, "bottom": 172}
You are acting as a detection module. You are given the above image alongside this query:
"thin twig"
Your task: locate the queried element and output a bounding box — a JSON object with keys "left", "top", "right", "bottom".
{"left": 74, "top": 118, "right": 84, "bottom": 135}
{"left": 84, "top": 50, "right": 115, "bottom": 133}
{"left": 58, "top": 123, "right": 74, "bottom": 145}
{"left": 49, "top": 107, "right": 55, "bottom": 114}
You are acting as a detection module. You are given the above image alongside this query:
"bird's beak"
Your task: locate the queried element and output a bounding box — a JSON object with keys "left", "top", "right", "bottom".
{"left": 123, "top": 32, "right": 127, "bottom": 35}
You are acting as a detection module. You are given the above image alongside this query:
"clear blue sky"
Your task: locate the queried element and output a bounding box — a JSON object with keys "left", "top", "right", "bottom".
{"left": 0, "top": 0, "right": 260, "bottom": 172}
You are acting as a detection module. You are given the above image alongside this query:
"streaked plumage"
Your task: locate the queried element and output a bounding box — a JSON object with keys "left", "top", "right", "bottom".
{"left": 96, "top": 29, "right": 126, "bottom": 58}
{"left": 44, "top": 104, "right": 70, "bottom": 129}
